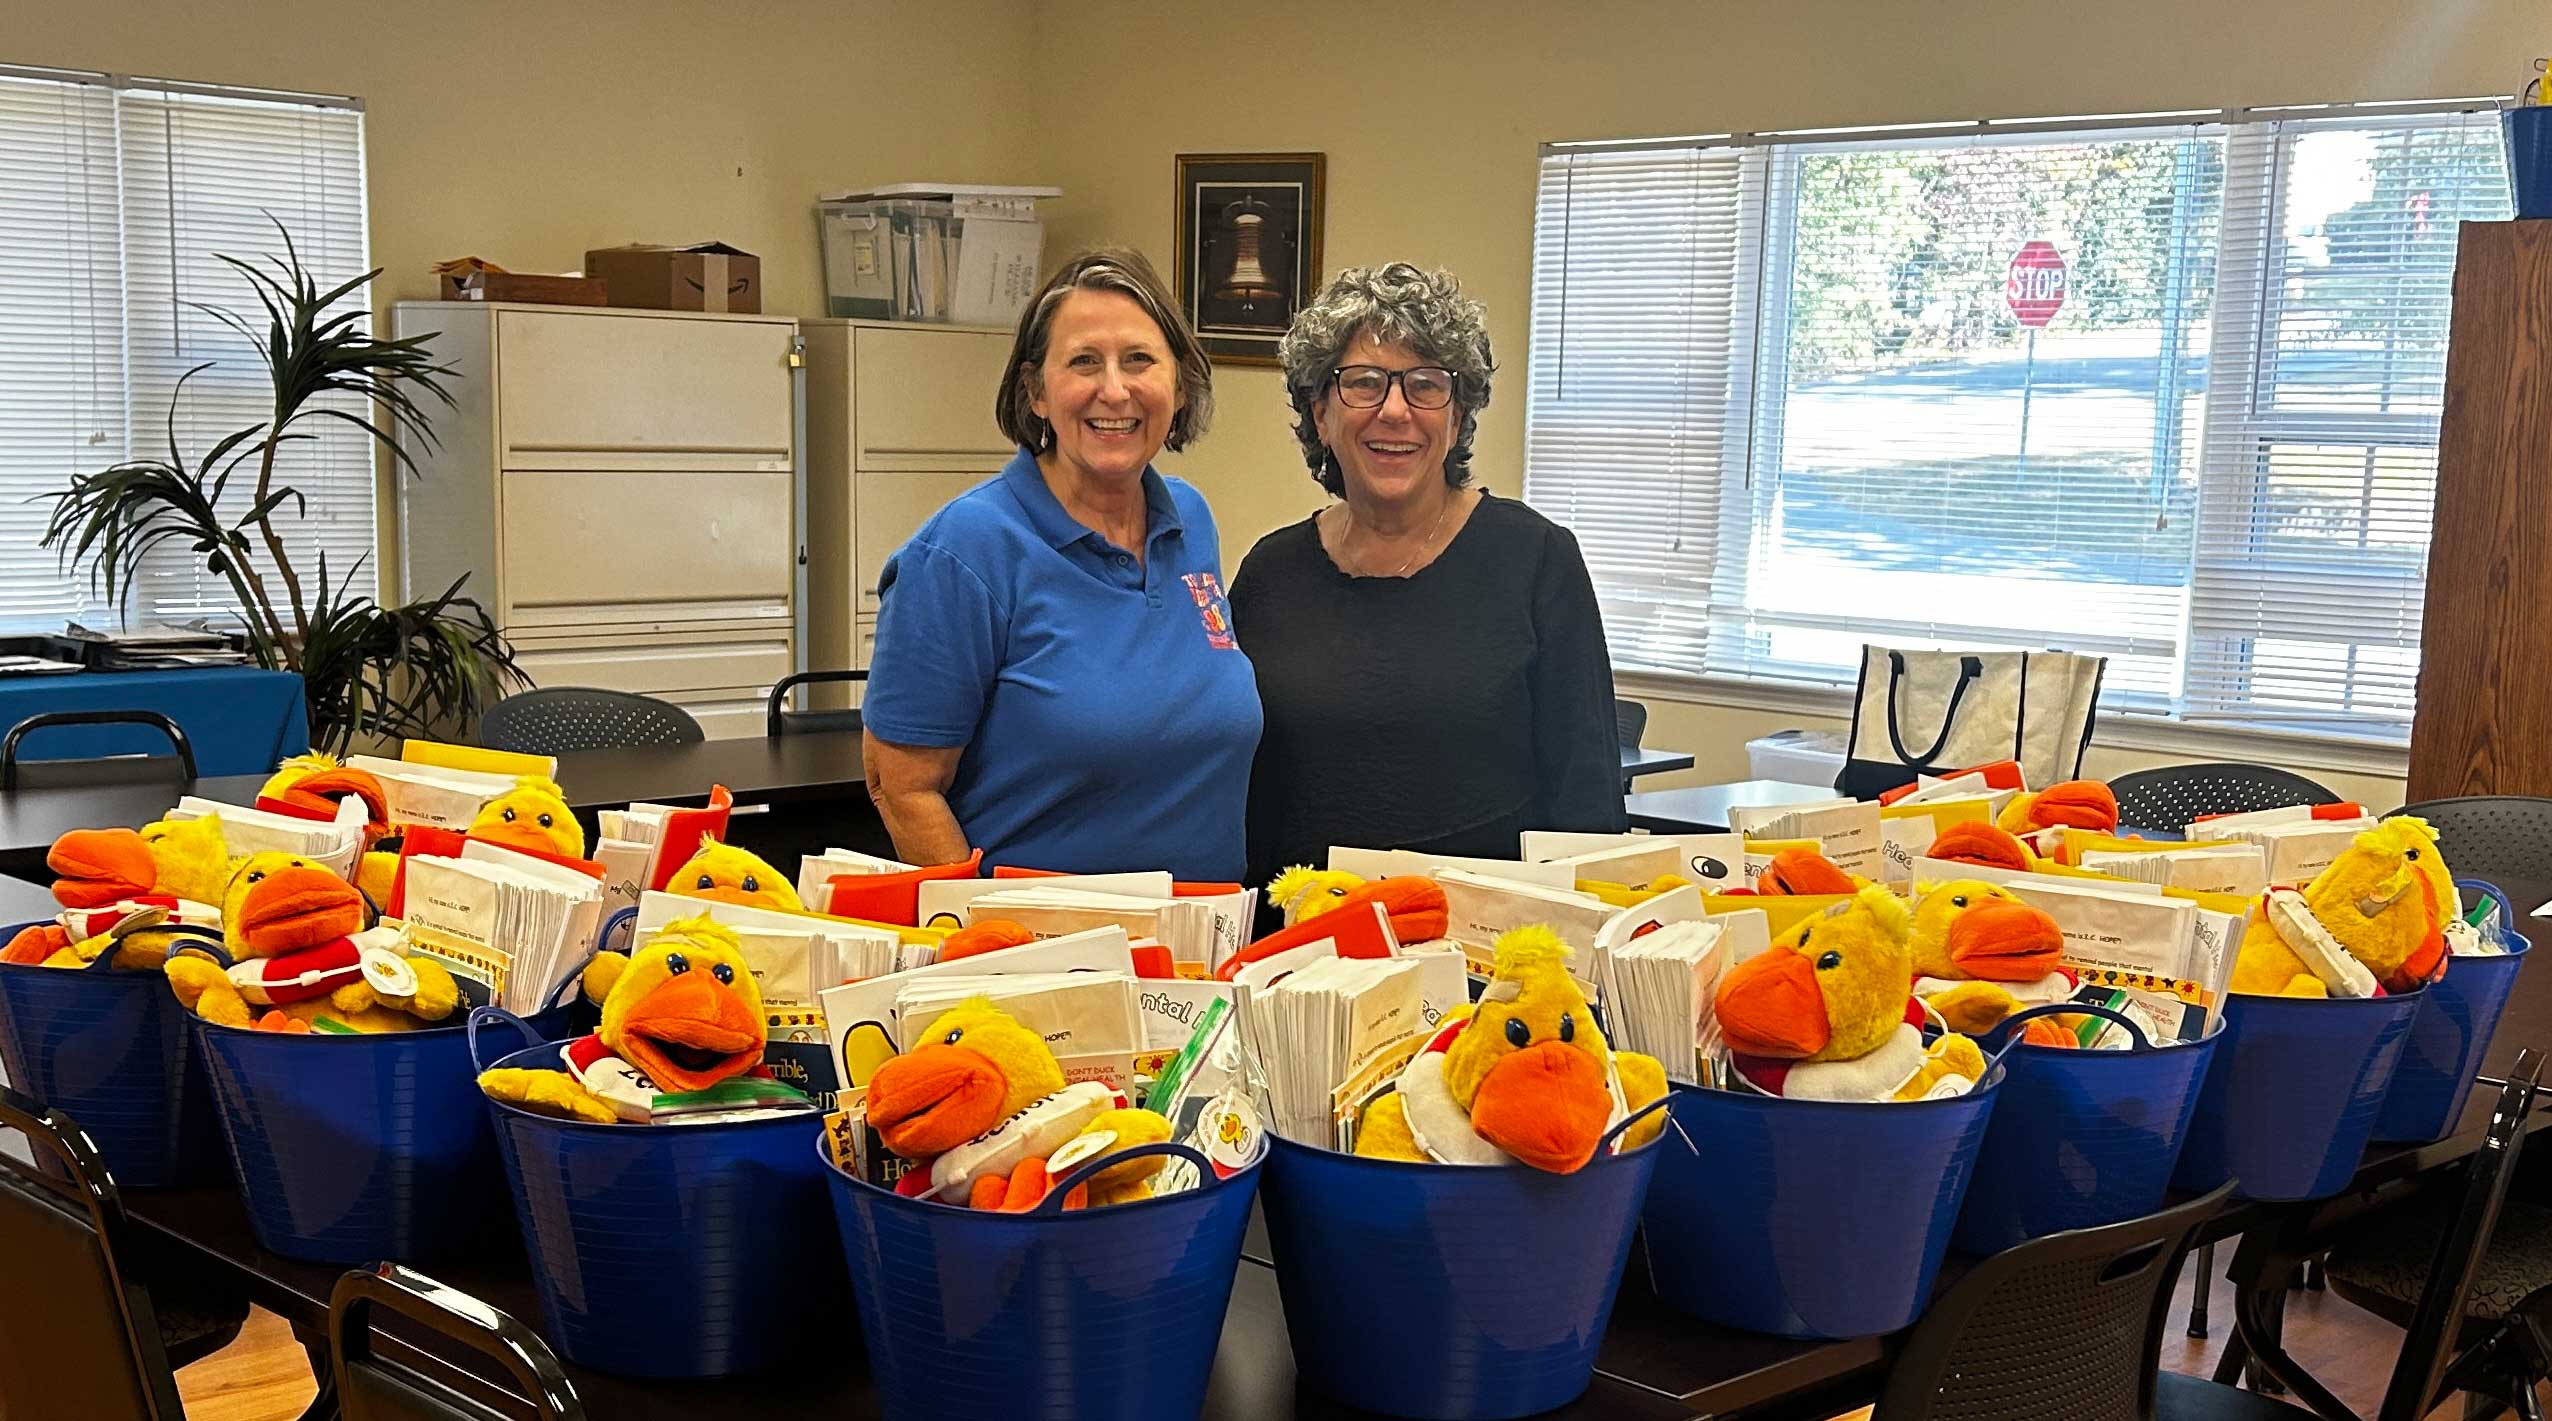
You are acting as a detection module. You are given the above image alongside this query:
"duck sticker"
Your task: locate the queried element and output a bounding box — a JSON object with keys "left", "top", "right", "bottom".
{"left": 1183, "top": 571, "right": 1237, "bottom": 650}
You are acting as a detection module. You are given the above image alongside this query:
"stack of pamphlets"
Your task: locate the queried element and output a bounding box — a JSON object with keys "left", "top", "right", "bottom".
{"left": 1240, "top": 956, "right": 1428, "bottom": 1147}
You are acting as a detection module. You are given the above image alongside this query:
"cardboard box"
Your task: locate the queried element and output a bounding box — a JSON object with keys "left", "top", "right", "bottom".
{"left": 445, "top": 271, "right": 608, "bottom": 305}
{"left": 583, "top": 242, "right": 762, "bottom": 313}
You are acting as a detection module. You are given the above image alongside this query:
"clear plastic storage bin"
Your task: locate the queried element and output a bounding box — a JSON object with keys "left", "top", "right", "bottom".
{"left": 817, "top": 188, "right": 1050, "bottom": 326}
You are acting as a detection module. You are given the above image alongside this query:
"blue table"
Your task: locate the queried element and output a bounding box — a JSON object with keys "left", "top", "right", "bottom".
{"left": 0, "top": 667, "right": 309, "bottom": 777}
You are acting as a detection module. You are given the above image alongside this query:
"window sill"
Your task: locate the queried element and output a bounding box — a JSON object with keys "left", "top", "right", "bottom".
{"left": 1615, "top": 670, "right": 2412, "bottom": 781}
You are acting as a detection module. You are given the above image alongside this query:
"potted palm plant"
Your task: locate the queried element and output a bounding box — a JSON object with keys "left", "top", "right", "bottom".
{"left": 43, "top": 221, "right": 524, "bottom": 755}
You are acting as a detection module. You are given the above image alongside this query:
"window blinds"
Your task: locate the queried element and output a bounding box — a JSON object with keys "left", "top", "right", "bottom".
{"left": 1525, "top": 103, "right": 2508, "bottom": 740}
{"left": 0, "top": 67, "right": 370, "bottom": 631}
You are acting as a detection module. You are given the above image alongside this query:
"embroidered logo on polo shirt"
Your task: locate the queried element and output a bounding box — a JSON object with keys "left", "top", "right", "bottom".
{"left": 1182, "top": 572, "right": 1238, "bottom": 650}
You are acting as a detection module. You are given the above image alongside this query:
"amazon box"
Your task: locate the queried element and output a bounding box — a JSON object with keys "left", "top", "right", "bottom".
{"left": 583, "top": 241, "right": 761, "bottom": 313}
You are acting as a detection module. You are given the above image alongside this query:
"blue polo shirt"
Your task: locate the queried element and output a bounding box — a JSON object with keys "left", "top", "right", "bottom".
{"left": 862, "top": 448, "right": 1263, "bottom": 881}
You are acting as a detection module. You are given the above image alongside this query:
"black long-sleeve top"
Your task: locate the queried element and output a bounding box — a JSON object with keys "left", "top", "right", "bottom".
{"left": 1229, "top": 492, "right": 1628, "bottom": 886}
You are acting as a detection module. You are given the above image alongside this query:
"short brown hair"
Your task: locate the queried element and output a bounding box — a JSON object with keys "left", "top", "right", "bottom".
{"left": 994, "top": 248, "right": 1215, "bottom": 455}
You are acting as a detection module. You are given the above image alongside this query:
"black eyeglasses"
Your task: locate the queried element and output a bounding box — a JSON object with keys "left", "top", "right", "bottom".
{"left": 1328, "top": 364, "right": 1457, "bottom": 410}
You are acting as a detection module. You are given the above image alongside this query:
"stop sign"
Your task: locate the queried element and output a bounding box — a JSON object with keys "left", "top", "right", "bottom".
{"left": 2005, "top": 241, "right": 2067, "bottom": 328}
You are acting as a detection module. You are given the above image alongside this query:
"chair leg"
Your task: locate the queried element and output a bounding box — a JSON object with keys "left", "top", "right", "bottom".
{"left": 2189, "top": 1241, "right": 2215, "bottom": 1340}
{"left": 2213, "top": 1327, "right": 2250, "bottom": 1386}
{"left": 293, "top": 1335, "right": 341, "bottom": 1421}
{"left": 2518, "top": 1387, "right": 2546, "bottom": 1421}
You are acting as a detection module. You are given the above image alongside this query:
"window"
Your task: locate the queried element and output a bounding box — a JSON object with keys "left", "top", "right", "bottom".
{"left": 1524, "top": 102, "right": 2509, "bottom": 741}
{"left": 0, "top": 65, "right": 369, "bottom": 631}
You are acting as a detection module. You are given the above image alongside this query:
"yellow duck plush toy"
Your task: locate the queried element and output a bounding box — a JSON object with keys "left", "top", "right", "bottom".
{"left": 480, "top": 916, "right": 810, "bottom": 1123}
{"left": 1908, "top": 878, "right": 2075, "bottom": 1044}
{"left": 1715, "top": 884, "right": 1988, "bottom": 1101}
{"left": 165, "top": 852, "right": 461, "bottom": 1033}
{"left": 667, "top": 838, "right": 802, "bottom": 912}
{"left": 1355, "top": 926, "right": 1668, "bottom": 1172}
{"left": 467, "top": 776, "right": 587, "bottom": 859}
{"left": 866, "top": 997, "right": 1171, "bottom": 1210}
{"left": 260, "top": 753, "right": 398, "bottom": 905}
{"left": 2, "top": 815, "right": 234, "bottom": 969}
{"left": 2230, "top": 817, "right": 2453, "bottom": 999}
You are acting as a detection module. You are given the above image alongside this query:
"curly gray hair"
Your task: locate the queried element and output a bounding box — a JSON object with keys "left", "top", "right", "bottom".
{"left": 1278, "top": 262, "right": 1494, "bottom": 494}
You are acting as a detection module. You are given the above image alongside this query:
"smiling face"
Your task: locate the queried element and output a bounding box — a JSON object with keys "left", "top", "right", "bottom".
{"left": 1316, "top": 331, "right": 1458, "bottom": 510}
{"left": 601, "top": 920, "right": 768, "bottom": 1094}
{"left": 1028, "top": 289, "right": 1184, "bottom": 488}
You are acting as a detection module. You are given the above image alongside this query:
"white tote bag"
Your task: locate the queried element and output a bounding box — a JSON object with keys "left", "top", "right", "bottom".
{"left": 1839, "top": 646, "right": 2106, "bottom": 799}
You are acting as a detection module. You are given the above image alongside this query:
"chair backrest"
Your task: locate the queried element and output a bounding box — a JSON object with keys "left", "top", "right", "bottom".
{"left": 478, "top": 688, "right": 704, "bottom": 756}
{"left": 1614, "top": 697, "right": 1648, "bottom": 751}
{"left": 331, "top": 1265, "right": 582, "bottom": 1421}
{"left": 766, "top": 669, "right": 867, "bottom": 739}
{"left": 0, "top": 1083, "right": 184, "bottom": 1421}
{"left": 1872, "top": 1182, "right": 2237, "bottom": 1421}
{"left": 2106, "top": 761, "right": 2340, "bottom": 834}
{"left": 2389, "top": 796, "right": 2552, "bottom": 885}
{"left": 2377, "top": 1049, "right": 2545, "bottom": 1421}
{"left": 1, "top": 710, "right": 198, "bottom": 792}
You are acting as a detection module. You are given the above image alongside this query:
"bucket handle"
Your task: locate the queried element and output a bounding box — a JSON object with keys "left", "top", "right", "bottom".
{"left": 1033, "top": 1141, "right": 1220, "bottom": 1215}
{"left": 1599, "top": 1092, "right": 1675, "bottom": 1155}
{"left": 1993, "top": 1002, "right": 2150, "bottom": 1059}
{"left": 467, "top": 1005, "right": 550, "bottom": 1074}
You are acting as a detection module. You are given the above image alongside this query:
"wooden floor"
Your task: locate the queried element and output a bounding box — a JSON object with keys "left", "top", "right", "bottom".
{"left": 173, "top": 1255, "right": 2543, "bottom": 1420}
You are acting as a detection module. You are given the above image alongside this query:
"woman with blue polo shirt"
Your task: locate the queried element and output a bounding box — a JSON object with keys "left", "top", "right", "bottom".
{"left": 859, "top": 249, "right": 1262, "bottom": 882}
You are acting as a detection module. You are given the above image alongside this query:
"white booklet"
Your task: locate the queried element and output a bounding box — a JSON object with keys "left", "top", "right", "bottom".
{"left": 1728, "top": 799, "right": 1883, "bottom": 880}
{"left": 817, "top": 924, "right": 1137, "bottom": 1092}
{"left": 345, "top": 756, "right": 518, "bottom": 831}
{"left": 1241, "top": 955, "right": 1428, "bottom": 1147}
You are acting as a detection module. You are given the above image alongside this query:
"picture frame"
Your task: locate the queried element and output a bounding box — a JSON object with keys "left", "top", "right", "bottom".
{"left": 1174, "top": 152, "right": 1326, "bottom": 369}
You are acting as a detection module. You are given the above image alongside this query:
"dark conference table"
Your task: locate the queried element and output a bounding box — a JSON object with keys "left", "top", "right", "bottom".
{"left": 115, "top": 1089, "right": 2532, "bottom": 1421}
{"left": 1624, "top": 779, "right": 1838, "bottom": 833}
{"left": 0, "top": 731, "right": 873, "bottom": 885}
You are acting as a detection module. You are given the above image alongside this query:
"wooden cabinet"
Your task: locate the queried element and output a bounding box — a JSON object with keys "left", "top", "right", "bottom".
{"left": 393, "top": 303, "right": 801, "bottom": 739}
{"left": 803, "top": 320, "right": 1015, "bottom": 697}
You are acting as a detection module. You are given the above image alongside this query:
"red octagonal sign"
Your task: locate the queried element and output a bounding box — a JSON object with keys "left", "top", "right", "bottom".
{"left": 2005, "top": 240, "right": 2067, "bottom": 328}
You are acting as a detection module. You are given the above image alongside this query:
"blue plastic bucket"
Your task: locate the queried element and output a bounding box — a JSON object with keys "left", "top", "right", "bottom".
{"left": 2507, "top": 106, "right": 2552, "bottom": 218}
{"left": 1260, "top": 1103, "right": 1665, "bottom": 1421}
{"left": 1644, "top": 1068, "right": 2001, "bottom": 1339}
{"left": 473, "top": 1013, "right": 842, "bottom": 1377}
{"left": 825, "top": 1138, "right": 1260, "bottom": 1421}
{"left": 2376, "top": 882, "right": 2530, "bottom": 1144}
{"left": 2172, "top": 988, "right": 2420, "bottom": 1202}
{"left": 194, "top": 979, "right": 577, "bottom": 1264}
{"left": 0, "top": 927, "right": 220, "bottom": 1187}
{"left": 1953, "top": 1005, "right": 2220, "bottom": 1255}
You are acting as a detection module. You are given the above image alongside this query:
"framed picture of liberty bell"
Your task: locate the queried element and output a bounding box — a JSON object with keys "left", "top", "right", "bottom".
{"left": 1174, "top": 152, "right": 1325, "bottom": 368}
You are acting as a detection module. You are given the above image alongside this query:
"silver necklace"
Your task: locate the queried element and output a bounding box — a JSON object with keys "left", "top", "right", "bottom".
{"left": 1345, "top": 496, "right": 1451, "bottom": 578}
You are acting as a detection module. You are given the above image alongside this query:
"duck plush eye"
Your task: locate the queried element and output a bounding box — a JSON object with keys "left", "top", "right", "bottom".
{"left": 245, "top": 870, "right": 265, "bottom": 884}
{"left": 537, "top": 812, "right": 554, "bottom": 828}
{"left": 1504, "top": 1017, "right": 1531, "bottom": 1048}
{"left": 943, "top": 1027, "right": 964, "bottom": 1045}
{"left": 2406, "top": 848, "right": 2421, "bottom": 861}
{"left": 711, "top": 963, "right": 734, "bottom": 984}
{"left": 695, "top": 874, "right": 715, "bottom": 890}
{"left": 1558, "top": 1011, "right": 1576, "bottom": 1044}
{"left": 1950, "top": 895, "right": 1968, "bottom": 907}
{"left": 1816, "top": 950, "right": 1843, "bottom": 971}
{"left": 664, "top": 953, "right": 690, "bottom": 975}
{"left": 501, "top": 806, "right": 518, "bottom": 822}
{"left": 742, "top": 875, "right": 760, "bottom": 893}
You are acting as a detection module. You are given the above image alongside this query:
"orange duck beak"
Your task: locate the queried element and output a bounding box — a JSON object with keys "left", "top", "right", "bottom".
{"left": 615, "top": 971, "right": 764, "bottom": 1094}
{"left": 1716, "top": 950, "right": 1831, "bottom": 1059}
{"left": 1926, "top": 823, "right": 2033, "bottom": 872}
{"left": 865, "top": 1044, "right": 1009, "bottom": 1158}
{"left": 282, "top": 769, "right": 391, "bottom": 841}
{"left": 1947, "top": 900, "right": 2066, "bottom": 982}
{"left": 47, "top": 828, "right": 158, "bottom": 908}
{"left": 1756, "top": 850, "right": 1856, "bottom": 896}
{"left": 238, "top": 866, "right": 367, "bottom": 951}
{"left": 1470, "top": 1041, "right": 1614, "bottom": 1173}
{"left": 2032, "top": 781, "right": 2119, "bottom": 831}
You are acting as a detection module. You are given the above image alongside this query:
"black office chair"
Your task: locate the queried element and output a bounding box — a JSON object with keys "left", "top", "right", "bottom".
{"left": 767, "top": 669, "right": 867, "bottom": 739}
{"left": 1614, "top": 697, "right": 1647, "bottom": 750}
{"left": 330, "top": 1264, "right": 582, "bottom": 1420}
{"left": 2108, "top": 762, "right": 2341, "bottom": 835}
{"left": 0, "top": 710, "right": 199, "bottom": 791}
{"left": 1870, "top": 1182, "right": 2308, "bottom": 1419}
{"left": 2320, "top": 1052, "right": 2552, "bottom": 1420}
{"left": 0, "top": 1081, "right": 250, "bottom": 1419}
{"left": 2389, "top": 796, "right": 2552, "bottom": 886}
{"left": 477, "top": 688, "right": 704, "bottom": 756}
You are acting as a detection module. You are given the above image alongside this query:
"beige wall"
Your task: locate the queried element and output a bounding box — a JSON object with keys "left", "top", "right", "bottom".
{"left": 1032, "top": 0, "right": 2542, "bottom": 804}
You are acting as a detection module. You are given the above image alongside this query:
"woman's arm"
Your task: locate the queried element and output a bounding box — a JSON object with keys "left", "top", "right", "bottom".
{"left": 1529, "top": 524, "right": 1630, "bottom": 833}
{"left": 862, "top": 731, "right": 973, "bottom": 866}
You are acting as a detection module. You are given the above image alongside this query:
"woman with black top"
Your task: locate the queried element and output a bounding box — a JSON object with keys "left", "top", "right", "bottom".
{"left": 1229, "top": 262, "right": 1625, "bottom": 887}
